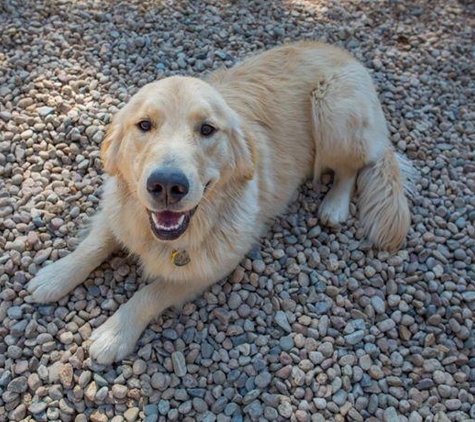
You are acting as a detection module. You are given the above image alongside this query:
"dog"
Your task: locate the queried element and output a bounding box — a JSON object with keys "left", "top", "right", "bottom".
{"left": 27, "top": 41, "right": 414, "bottom": 364}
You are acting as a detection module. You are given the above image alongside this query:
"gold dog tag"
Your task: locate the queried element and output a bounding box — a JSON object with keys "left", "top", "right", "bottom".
{"left": 171, "top": 250, "right": 190, "bottom": 267}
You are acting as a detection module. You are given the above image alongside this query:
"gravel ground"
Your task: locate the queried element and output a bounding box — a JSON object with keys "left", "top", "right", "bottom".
{"left": 1, "top": 0, "right": 474, "bottom": 421}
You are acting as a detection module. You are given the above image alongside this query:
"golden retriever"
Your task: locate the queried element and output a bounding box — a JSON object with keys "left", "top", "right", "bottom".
{"left": 28, "top": 42, "right": 414, "bottom": 364}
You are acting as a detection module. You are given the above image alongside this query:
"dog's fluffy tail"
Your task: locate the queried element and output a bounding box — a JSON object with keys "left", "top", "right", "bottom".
{"left": 357, "top": 149, "right": 416, "bottom": 252}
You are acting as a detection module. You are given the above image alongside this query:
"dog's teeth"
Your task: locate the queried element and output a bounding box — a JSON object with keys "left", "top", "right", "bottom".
{"left": 151, "top": 213, "right": 187, "bottom": 232}
{"left": 155, "top": 223, "right": 182, "bottom": 231}
{"left": 151, "top": 213, "right": 159, "bottom": 225}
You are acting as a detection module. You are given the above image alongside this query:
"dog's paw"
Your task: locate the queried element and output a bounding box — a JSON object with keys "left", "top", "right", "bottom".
{"left": 27, "top": 257, "right": 80, "bottom": 303}
{"left": 89, "top": 309, "right": 143, "bottom": 365}
{"left": 318, "top": 195, "right": 350, "bottom": 227}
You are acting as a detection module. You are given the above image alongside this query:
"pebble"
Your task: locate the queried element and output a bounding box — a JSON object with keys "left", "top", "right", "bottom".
{"left": 255, "top": 372, "right": 272, "bottom": 388}
{"left": 59, "top": 363, "right": 74, "bottom": 388}
{"left": 278, "top": 402, "right": 293, "bottom": 418}
{"left": 228, "top": 292, "right": 242, "bottom": 310}
{"left": 151, "top": 373, "right": 169, "bottom": 390}
{"left": 29, "top": 401, "right": 47, "bottom": 414}
{"left": 383, "top": 407, "right": 400, "bottom": 422}
{"left": 124, "top": 407, "right": 140, "bottom": 422}
{"left": 445, "top": 399, "right": 461, "bottom": 410}
{"left": 158, "top": 400, "right": 170, "bottom": 415}
{"left": 112, "top": 384, "right": 128, "bottom": 399}
{"left": 371, "top": 296, "right": 386, "bottom": 314}
{"left": 91, "top": 411, "right": 108, "bottom": 422}
{"left": 275, "top": 311, "right": 292, "bottom": 332}
{"left": 378, "top": 319, "right": 396, "bottom": 332}
{"left": 7, "top": 306, "right": 23, "bottom": 319}
{"left": 171, "top": 351, "right": 187, "bottom": 377}
{"left": 462, "top": 291, "right": 475, "bottom": 302}
{"left": 7, "top": 376, "right": 27, "bottom": 393}
{"left": 319, "top": 341, "right": 333, "bottom": 357}
{"left": 345, "top": 330, "right": 365, "bottom": 345}
{"left": 133, "top": 359, "right": 147, "bottom": 375}
{"left": 193, "top": 398, "right": 208, "bottom": 413}
{"left": 279, "top": 336, "right": 294, "bottom": 351}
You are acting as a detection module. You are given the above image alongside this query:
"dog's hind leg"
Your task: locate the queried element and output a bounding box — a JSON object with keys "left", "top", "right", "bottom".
{"left": 27, "top": 209, "right": 119, "bottom": 303}
{"left": 310, "top": 74, "right": 366, "bottom": 228}
{"left": 318, "top": 168, "right": 357, "bottom": 226}
{"left": 310, "top": 62, "right": 413, "bottom": 250}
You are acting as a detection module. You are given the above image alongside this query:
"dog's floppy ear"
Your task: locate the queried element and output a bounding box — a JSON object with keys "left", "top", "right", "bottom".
{"left": 229, "top": 121, "right": 258, "bottom": 181}
{"left": 101, "top": 113, "right": 123, "bottom": 176}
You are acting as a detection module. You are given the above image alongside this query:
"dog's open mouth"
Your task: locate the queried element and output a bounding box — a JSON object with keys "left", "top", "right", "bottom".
{"left": 148, "top": 209, "right": 195, "bottom": 241}
{"left": 148, "top": 183, "right": 210, "bottom": 241}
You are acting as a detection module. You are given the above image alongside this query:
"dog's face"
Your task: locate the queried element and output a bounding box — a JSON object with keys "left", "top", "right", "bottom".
{"left": 102, "top": 76, "right": 256, "bottom": 241}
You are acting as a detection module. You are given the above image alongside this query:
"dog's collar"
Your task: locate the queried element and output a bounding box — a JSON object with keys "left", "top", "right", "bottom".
{"left": 171, "top": 249, "right": 190, "bottom": 267}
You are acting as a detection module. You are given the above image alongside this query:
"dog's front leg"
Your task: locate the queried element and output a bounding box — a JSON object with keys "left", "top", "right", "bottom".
{"left": 89, "top": 279, "right": 208, "bottom": 364}
{"left": 27, "top": 209, "right": 119, "bottom": 303}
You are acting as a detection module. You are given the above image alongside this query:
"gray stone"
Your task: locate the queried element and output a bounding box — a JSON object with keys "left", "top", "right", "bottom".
{"left": 171, "top": 351, "right": 187, "bottom": 377}
{"left": 383, "top": 406, "right": 399, "bottom": 422}
{"left": 345, "top": 330, "right": 365, "bottom": 345}
{"left": 255, "top": 372, "right": 272, "bottom": 388}
{"left": 275, "top": 311, "right": 292, "bottom": 332}
{"left": 7, "top": 376, "right": 27, "bottom": 393}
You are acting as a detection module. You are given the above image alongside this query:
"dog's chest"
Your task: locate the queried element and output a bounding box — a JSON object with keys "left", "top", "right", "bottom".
{"left": 139, "top": 241, "right": 238, "bottom": 285}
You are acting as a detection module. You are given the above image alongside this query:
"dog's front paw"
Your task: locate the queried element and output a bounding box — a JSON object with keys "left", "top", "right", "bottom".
{"left": 27, "top": 257, "right": 81, "bottom": 303}
{"left": 89, "top": 308, "right": 144, "bottom": 365}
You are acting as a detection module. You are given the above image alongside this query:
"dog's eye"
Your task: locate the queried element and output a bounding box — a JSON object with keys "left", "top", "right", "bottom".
{"left": 200, "top": 123, "right": 216, "bottom": 137}
{"left": 138, "top": 120, "right": 152, "bottom": 132}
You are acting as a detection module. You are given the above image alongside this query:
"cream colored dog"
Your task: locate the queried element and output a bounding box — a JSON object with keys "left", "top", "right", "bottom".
{"left": 28, "top": 42, "right": 413, "bottom": 364}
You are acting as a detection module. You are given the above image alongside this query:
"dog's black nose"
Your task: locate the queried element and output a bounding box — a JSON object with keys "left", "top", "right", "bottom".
{"left": 147, "top": 169, "right": 189, "bottom": 204}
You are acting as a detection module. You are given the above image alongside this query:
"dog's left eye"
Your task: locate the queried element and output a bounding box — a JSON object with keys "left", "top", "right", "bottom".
{"left": 138, "top": 120, "right": 152, "bottom": 132}
{"left": 200, "top": 123, "right": 216, "bottom": 137}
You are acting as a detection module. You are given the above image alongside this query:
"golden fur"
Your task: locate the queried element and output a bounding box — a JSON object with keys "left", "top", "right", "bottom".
{"left": 28, "top": 42, "right": 414, "bottom": 364}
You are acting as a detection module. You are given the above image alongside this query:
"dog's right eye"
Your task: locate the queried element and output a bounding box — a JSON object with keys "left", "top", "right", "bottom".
{"left": 200, "top": 123, "right": 216, "bottom": 137}
{"left": 138, "top": 120, "right": 152, "bottom": 132}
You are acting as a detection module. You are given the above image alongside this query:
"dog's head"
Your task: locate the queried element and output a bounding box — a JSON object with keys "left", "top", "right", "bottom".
{"left": 101, "top": 76, "right": 257, "bottom": 241}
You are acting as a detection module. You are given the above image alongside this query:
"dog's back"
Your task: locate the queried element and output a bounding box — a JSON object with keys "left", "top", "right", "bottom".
{"left": 211, "top": 42, "right": 414, "bottom": 250}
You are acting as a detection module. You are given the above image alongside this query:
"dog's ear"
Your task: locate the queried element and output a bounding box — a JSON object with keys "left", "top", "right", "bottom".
{"left": 229, "top": 122, "right": 258, "bottom": 181}
{"left": 101, "top": 113, "right": 123, "bottom": 176}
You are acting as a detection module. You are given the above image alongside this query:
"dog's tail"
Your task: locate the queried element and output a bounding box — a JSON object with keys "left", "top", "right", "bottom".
{"left": 357, "top": 149, "right": 416, "bottom": 252}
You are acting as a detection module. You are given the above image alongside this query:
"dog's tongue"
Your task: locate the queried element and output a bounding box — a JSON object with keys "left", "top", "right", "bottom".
{"left": 159, "top": 211, "right": 183, "bottom": 224}
{"left": 152, "top": 211, "right": 186, "bottom": 230}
